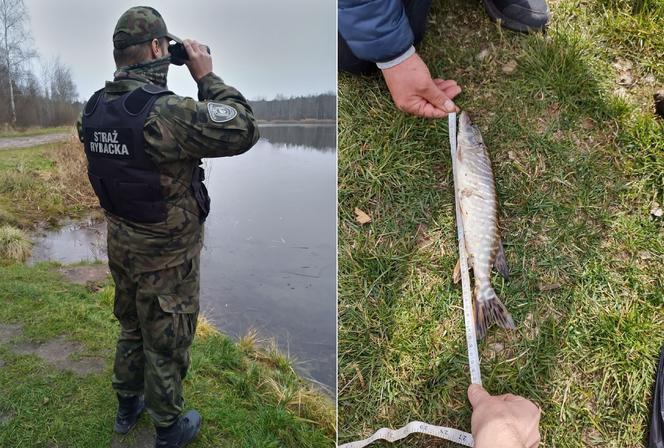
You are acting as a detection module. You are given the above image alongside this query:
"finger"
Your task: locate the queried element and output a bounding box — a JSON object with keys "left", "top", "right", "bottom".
{"left": 191, "top": 40, "right": 202, "bottom": 56}
{"left": 183, "top": 39, "right": 194, "bottom": 55}
{"left": 502, "top": 394, "right": 527, "bottom": 402}
{"left": 406, "top": 96, "right": 448, "bottom": 118}
{"left": 423, "top": 83, "right": 456, "bottom": 113}
{"left": 433, "top": 79, "right": 459, "bottom": 90}
{"left": 442, "top": 85, "right": 463, "bottom": 101}
{"left": 468, "top": 384, "right": 490, "bottom": 408}
{"left": 432, "top": 79, "right": 462, "bottom": 103}
{"left": 418, "top": 102, "right": 449, "bottom": 118}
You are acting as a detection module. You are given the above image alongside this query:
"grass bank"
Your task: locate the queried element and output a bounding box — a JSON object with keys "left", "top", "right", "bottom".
{"left": 0, "top": 263, "right": 334, "bottom": 447}
{"left": 338, "top": 0, "right": 663, "bottom": 446}
{"left": 0, "top": 135, "right": 97, "bottom": 228}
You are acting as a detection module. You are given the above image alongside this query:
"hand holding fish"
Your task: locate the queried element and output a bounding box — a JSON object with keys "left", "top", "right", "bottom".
{"left": 381, "top": 52, "right": 461, "bottom": 118}
{"left": 468, "top": 384, "right": 541, "bottom": 448}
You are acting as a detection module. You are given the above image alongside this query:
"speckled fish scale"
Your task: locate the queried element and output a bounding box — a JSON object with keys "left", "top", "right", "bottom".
{"left": 455, "top": 112, "right": 515, "bottom": 339}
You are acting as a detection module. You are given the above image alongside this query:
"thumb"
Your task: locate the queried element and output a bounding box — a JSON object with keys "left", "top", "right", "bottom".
{"left": 468, "top": 384, "right": 490, "bottom": 408}
{"left": 423, "top": 82, "right": 456, "bottom": 113}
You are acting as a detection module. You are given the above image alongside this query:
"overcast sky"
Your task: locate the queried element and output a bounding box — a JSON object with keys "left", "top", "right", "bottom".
{"left": 25, "top": 0, "right": 336, "bottom": 101}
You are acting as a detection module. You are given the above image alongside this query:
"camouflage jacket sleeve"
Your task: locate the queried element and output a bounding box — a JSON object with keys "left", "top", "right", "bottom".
{"left": 76, "top": 109, "right": 84, "bottom": 142}
{"left": 146, "top": 72, "right": 260, "bottom": 161}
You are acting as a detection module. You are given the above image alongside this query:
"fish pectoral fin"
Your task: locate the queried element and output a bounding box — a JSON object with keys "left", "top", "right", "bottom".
{"left": 453, "top": 255, "right": 473, "bottom": 284}
{"left": 453, "top": 259, "right": 461, "bottom": 284}
{"left": 493, "top": 239, "right": 510, "bottom": 280}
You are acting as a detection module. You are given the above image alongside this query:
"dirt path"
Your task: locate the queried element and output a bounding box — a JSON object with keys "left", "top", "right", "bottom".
{"left": 0, "top": 322, "right": 106, "bottom": 376}
{"left": 0, "top": 132, "right": 71, "bottom": 150}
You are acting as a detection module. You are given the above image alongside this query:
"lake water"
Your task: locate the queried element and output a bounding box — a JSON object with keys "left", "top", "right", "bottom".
{"left": 29, "top": 124, "right": 337, "bottom": 390}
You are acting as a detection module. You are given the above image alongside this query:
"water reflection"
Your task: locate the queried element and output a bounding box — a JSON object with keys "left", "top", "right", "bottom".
{"left": 258, "top": 122, "right": 335, "bottom": 151}
{"left": 29, "top": 125, "right": 336, "bottom": 390}
{"left": 201, "top": 125, "right": 336, "bottom": 389}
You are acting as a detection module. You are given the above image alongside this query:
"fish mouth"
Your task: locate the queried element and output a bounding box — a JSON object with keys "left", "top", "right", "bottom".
{"left": 457, "top": 111, "right": 484, "bottom": 147}
{"left": 459, "top": 111, "right": 472, "bottom": 128}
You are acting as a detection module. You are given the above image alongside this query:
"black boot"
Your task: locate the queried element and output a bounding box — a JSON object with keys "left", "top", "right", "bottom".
{"left": 154, "top": 410, "right": 202, "bottom": 448}
{"left": 482, "top": 0, "right": 550, "bottom": 32}
{"left": 115, "top": 394, "right": 145, "bottom": 434}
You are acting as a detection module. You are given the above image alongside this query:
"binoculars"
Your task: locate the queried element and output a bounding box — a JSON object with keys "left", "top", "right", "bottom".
{"left": 168, "top": 38, "right": 211, "bottom": 66}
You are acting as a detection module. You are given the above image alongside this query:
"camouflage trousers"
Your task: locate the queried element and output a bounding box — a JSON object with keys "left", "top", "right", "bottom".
{"left": 109, "top": 254, "right": 200, "bottom": 427}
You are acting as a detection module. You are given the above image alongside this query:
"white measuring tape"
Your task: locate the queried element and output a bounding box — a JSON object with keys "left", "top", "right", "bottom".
{"left": 449, "top": 112, "right": 483, "bottom": 387}
{"left": 338, "top": 421, "right": 473, "bottom": 448}
{"left": 338, "top": 113, "right": 479, "bottom": 448}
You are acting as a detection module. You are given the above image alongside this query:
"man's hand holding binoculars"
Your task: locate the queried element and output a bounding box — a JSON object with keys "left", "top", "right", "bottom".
{"left": 182, "top": 39, "right": 212, "bottom": 82}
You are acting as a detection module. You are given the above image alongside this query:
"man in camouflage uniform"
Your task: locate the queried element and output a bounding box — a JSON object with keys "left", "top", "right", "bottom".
{"left": 77, "top": 6, "right": 259, "bottom": 447}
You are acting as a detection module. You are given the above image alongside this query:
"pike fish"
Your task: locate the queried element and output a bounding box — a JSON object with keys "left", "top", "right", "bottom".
{"left": 453, "top": 111, "right": 515, "bottom": 339}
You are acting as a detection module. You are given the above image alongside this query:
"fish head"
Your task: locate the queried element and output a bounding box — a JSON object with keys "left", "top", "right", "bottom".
{"left": 457, "top": 111, "right": 485, "bottom": 149}
{"left": 459, "top": 110, "right": 472, "bottom": 129}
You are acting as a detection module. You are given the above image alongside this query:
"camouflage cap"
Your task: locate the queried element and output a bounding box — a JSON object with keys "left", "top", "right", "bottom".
{"left": 113, "top": 6, "right": 177, "bottom": 49}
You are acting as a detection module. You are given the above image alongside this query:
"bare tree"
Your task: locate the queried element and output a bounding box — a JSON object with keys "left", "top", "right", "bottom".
{"left": 0, "top": 0, "right": 35, "bottom": 126}
{"left": 39, "top": 57, "right": 53, "bottom": 124}
{"left": 50, "top": 57, "right": 77, "bottom": 103}
{"left": 39, "top": 57, "right": 51, "bottom": 99}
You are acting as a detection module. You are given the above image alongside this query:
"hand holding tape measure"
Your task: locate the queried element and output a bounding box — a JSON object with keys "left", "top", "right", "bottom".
{"left": 339, "top": 113, "right": 541, "bottom": 448}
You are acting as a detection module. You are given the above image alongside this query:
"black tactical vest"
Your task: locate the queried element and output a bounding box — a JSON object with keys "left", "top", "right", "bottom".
{"left": 82, "top": 84, "right": 210, "bottom": 223}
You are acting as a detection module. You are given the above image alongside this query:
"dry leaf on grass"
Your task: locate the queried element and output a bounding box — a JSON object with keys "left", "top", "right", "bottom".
{"left": 613, "top": 57, "right": 634, "bottom": 87}
{"left": 581, "top": 118, "right": 595, "bottom": 130}
{"left": 539, "top": 282, "right": 562, "bottom": 292}
{"left": 487, "top": 342, "right": 505, "bottom": 358}
{"left": 354, "top": 207, "right": 372, "bottom": 225}
{"left": 476, "top": 48, "right": 490, "bottom": 61}
{"left": 416, "top": 223, "right": 432, "bottom": 249}
{"left": 502, "top": 60, "right": 517, "bottom": 74}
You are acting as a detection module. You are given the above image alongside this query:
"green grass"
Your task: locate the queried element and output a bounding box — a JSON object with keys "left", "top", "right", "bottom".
{"left": 0, "top": 263, "right": 335, "bottom": 447}
{"left": 0, "top": 125, "right": 72, "bottom": 139}
{"left": 338, "top": 0, "right": 664, "bottom": 446}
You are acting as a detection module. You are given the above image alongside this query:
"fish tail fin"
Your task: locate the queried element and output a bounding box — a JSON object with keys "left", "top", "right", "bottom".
{"left": 474, "top": 285, "right": 515, "bottom": 339}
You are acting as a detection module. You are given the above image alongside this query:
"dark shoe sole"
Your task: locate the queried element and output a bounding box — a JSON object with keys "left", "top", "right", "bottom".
{"left": 481, "top": 0, "right": 549, "bottom": 33}
{"left": 114, "top": 399, "right": 146, "bottom": 434}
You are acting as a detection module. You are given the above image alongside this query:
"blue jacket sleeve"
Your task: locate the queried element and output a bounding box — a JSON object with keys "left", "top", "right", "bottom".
{"left": 338, "top": 0, "right": 414, "bottom": 63}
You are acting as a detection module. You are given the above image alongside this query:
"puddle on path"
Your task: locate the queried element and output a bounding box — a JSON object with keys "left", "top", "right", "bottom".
{"left": 29, "top": 218, "right": 107, "bottom": 264}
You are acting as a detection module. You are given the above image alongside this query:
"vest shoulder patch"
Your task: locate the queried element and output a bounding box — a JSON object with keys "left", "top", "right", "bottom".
{"left": 207, "top": 102, "right": 237, "bottom": 123}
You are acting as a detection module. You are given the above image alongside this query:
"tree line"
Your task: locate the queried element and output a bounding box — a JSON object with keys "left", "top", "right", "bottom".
{"left": 0, "top": 0, "right": 80, "bottom": 129}
{"left": 250, "top": 93, "right": 335, "bottom": 121}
